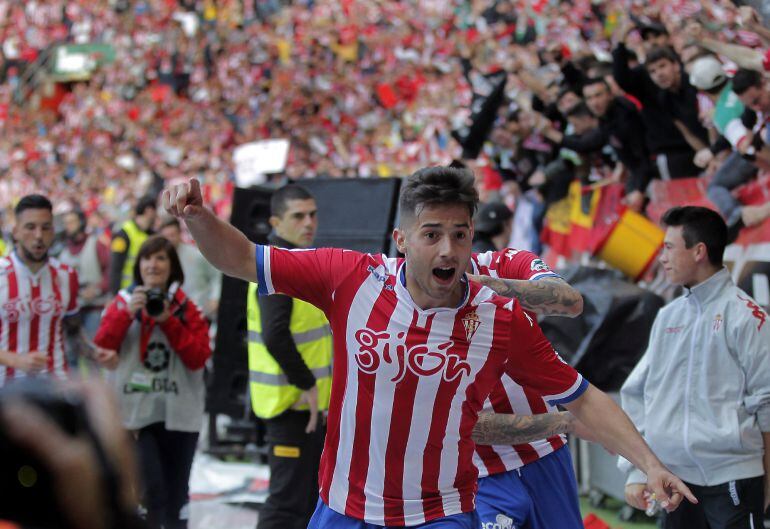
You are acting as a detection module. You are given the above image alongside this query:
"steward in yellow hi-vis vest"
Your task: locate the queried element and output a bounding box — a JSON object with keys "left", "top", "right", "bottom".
{"left": 117, "top": 219, "right": 149, "bottom": 287}
{"left": 249, "top": 185, "right": 329, "bottom": 529}
{"left": 247, "top": 281, "right": 332, "bottom": 418}
{"left": 108, "top": 196, "right": 157, "bottom": 294}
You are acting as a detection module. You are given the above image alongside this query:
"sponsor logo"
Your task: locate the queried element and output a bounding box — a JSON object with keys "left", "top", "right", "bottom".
{"left": 462, "top": 311, "right": 481, "bottom": 341}
{"left": 737, "top": 295, "right": 767, "bottom": 331}
{"left": 354, "top": 328, "right": 471, "bottom": 383}
{"left": 367, "top": 265, "right": 394, "bottom": 290}
{"left": 665, "top": 326, "right": 684, "bottom": 334}
{"left": 2, "top": 295, "right": 64, "bottom": 322}
{"left": 123, "top": 377, "right": 179, "bottom": 395}
{"left": 144, "top": 341, "right": 170, "bottom": 372}
{"left": 530, "top": 259, "right": 550, "bottom": 272}
{"left": 481, "top": 514, "right": 515, "bottom": 529}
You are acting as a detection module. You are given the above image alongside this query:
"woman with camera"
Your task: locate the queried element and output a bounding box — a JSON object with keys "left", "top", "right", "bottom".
{"left": 93, "top": 236, "right": 211, "bottom": 529}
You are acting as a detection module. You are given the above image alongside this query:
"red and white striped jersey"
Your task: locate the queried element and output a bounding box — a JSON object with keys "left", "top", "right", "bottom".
{"left": 255, "top": 245, "right": 586, "bottom": 526}
{"left": 471, "top": 248, "right": 573, "bottom": 478}
{"left": 0, "top": 252, "right": 79, "bottom": 385}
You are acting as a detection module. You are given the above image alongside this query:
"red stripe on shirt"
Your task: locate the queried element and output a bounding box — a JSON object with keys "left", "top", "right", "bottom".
{"left": 66, "top": 267, "right": 78, "bottom": 313}
{"left": 382, "top": 310, "right": 429, "bottom": 525}
{"left": 6, "top": 264, "right": 18, "bottom": 378}
{"left": 344, "top": 283, "right": 399, "bottom": 519}
{"left": 318, "top": 264, "right": 376, "bottom": 510}
{"left": 29, "top": 280, "right": 41, "bottom": 363}
{"left": 48, "top": 265, "right": 64, "bottom": 374}
{"left": 420, "top": 309, "right": 474, "bottom": 519}
{"left": 454, "top": 304, "right": 510, "bottom": 513}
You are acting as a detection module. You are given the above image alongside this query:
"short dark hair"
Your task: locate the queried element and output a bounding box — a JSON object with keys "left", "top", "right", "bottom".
{"left": 159, "top": 217, "right": 181, "bottom": 231}
{"left": 135, "top": 195, "right": 157, "bottom": 216}
{"left": 566, "top": 102, "right": 594, "bottom": 119}
{"left": 582, "top": 77, "right": 611, "bottom": 93}
{"left": 270, "top": 184, "right": 314, "bottom": 218}
{"left": 64, "top": 208, "right": 87, "bottom": 233}
{"left": 15, "top": 194, "right": 52, "bottom": 218}
{"left": 661, "top": 206, "right": 727, "bottom": 267}
{"left": 732, "top": 68, "right": 763, "bottom": 96}
{"left": 640, "top": 25, "right": 668, "bottom": 40}
{"left": 132, "top": 235, "right": 185, "bottom": 288}
{"left": 557, "top": 85, "right": 579, "bottom": 102}
{"left": 399, "top": 166, "right": 478, "bottom": 226}
{"left": 645, "top": 46, "right": 679, "bottom": 68}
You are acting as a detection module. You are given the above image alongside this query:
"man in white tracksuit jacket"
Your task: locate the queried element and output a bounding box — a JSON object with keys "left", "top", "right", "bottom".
{"left": 620, "top": 206, "right": 770, "bottom": 529}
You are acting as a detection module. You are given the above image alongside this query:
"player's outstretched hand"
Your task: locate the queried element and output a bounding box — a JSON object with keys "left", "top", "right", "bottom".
{"left": 645, "top": 465, "right": 698, "bottom": 512}
{"left": 162, "top": 178, "right": 205, "bottom": 220}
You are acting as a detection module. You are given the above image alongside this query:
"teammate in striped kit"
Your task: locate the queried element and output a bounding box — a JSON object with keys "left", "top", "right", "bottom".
{"left": 164, "top": 168, "right": 696, "bottom": 528}
{"left": 0, "top": 195, "right": 79, "bottom": 385}
{"left": 470, "top": 248, "right": 588, "bottom": 529}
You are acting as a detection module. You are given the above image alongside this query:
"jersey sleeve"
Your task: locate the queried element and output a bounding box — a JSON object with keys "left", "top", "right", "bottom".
{"left": 475, "top": 248, "right": 560, "bottom": 281}
{"left": 504, "top": 303, "right": 587, "bottom": 405}
{"left": 255, "top": 245, "right": 363, "bottom": 312}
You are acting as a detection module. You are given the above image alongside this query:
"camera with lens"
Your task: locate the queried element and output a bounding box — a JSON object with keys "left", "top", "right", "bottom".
{"left": 145, "top": 287, "right": 168, "bottom": 317}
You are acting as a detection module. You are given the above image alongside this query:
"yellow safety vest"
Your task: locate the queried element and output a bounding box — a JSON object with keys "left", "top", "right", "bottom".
{"left": 246, "top": 282, "right": 332, "bottom": 419}
{"left": 119, "top": 220, "right": 149, "bottom": 289}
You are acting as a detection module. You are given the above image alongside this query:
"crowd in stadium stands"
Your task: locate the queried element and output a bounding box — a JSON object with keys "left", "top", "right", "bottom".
{"left": 0, "top": 0, "right": 769, "bottom": 259}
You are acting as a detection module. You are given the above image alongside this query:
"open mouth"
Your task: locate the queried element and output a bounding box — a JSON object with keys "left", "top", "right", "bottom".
{"left": 432, "top": 267, "right": 455, "bottom": 282}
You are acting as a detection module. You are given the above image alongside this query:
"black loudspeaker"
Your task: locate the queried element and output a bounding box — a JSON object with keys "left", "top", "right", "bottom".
{"left": 207, "top": 186, "right": 272, "bottom": 418}
{"left": 207, "top": 179, "right": 402, "bottom": 420}
{"left": 298, "top": 178, "right": 402, "bottom": 255}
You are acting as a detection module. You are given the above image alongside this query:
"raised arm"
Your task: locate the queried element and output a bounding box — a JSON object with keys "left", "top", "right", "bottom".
{"left": 473, "top": 410, "right": 583, "bottom": 445}
{"left": 700, "top": 37, "right": 765, "bottom": 72}
{"left": 472, "top": 410, "right": 604, "bottom": 446}
{"left": 162, "top": 179, "right": 257, "bottom": 283}
{"left": 564, "top": 384, "right": 697, "bottom": 511}
{"left": 469, "top": 275, "right": 583, "bottom": 317}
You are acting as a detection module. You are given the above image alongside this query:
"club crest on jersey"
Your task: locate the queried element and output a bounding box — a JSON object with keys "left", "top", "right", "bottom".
{"left": 354, "top": 328, "right": 471, "bottom": 383}
{"left": 462, "top": 311, "right": 481, "bottom": 342}
{"left": 713, "top": 314, "right": 723, "bottom": 333}
{"left": 530, "top": 259, "right": 550, "bottom": 272}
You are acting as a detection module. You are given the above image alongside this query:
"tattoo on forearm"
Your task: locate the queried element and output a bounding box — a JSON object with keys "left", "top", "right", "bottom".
{"left": 471, "top": 411, "right": 574, "bottom": 445}
{"left": 480, "top": 277, "right": 581, "bottom": 316}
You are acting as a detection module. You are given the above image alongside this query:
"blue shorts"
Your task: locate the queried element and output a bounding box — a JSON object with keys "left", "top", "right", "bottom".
{"left": 308, "top": 498, "right": 480, "bottom": 529}
{"left": 476, "top": 445, "right": 582, "bottom": 529}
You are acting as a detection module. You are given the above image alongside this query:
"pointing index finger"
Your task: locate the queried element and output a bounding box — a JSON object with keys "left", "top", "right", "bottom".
{"left": 175, "top": 183, "right": 189, "bottom": 219}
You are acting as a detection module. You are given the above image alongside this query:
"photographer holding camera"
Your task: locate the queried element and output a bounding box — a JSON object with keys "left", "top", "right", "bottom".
{"left": 93, "top": 236, "right": 211, "bottom": 529}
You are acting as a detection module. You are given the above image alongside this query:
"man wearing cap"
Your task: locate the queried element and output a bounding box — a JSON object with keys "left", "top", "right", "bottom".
{"left": 472, "top": 202, "right": 514, "bottom": 253}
